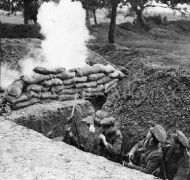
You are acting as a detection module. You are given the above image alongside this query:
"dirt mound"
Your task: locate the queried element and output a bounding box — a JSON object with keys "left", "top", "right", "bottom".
{"left": 103, "top": 63, "right": 190, "bottom": 152}
{"left": 5, "top": 100, "right": 94, "bottom": 138}
{"left": 149, "top": 28, "right": 181, "bottom": 39}
{"left": 1, "top": 38, "right": 41, "bottom": 70}
{"left": 1, "top": 38, "right": 113, "bottom": 71}
{"left": 0, "top": 119, "right": 157, "bottom": 180}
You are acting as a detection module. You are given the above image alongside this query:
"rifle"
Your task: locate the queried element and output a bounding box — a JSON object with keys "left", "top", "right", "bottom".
{"left": 64, "top": 93, "right": 85, "bottom": 151}
{"left": 0, "top": 20, "right": 2, "bottom": 92}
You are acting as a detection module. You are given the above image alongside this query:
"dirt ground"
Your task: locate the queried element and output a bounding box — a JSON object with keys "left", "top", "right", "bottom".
{"left": 0, "top": 119, "right": 158, "bottom": 180}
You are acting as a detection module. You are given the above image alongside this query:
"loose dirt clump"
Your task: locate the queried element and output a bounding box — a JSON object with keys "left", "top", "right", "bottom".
{"left": 103, "top": 63, "right": 190, "bottom": 152}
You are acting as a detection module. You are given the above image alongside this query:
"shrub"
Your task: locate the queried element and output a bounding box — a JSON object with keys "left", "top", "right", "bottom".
{"left": 145, "top": 14, "right": 163, "bottom": 25}
{"left": 1, "top": 23, "right": 43, "bottom": 39}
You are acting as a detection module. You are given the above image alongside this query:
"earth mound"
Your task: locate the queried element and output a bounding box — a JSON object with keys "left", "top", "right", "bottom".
{"left": 0, "top": 119, "right": 157, "bottom": 180}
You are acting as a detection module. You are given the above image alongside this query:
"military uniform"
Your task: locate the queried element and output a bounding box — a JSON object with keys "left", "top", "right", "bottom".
{"left": 128, "top": 139, "right": 163, "bottom": 175}
{"left": 165, "top": 131, "right": 190, "bottom": 180}
{"left": 99, "top": 128, "right": 123, "bottom": 162}
{"left": 98, "top": 117, "right": 123, "bottom": 163}
{"left": 125, "top": 125, "right": 167, "bottom": 176}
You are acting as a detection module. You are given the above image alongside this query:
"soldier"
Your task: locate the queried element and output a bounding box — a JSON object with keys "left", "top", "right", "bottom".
{"left": 98, "top": 117, "right": 123, "bottom": 163}
{"left": 124, "top": 124, "right": 167, "bottom": 176}
{"left": 165, "top": 130, "right": 190, "bottom": 180}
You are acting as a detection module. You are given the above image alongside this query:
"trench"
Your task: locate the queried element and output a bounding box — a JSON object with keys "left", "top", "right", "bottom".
{"left": 5, "top": 96, "right": 107, "bottom": 153}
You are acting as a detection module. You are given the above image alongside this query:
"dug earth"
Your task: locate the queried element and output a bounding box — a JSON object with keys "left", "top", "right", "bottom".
{"left": 0, "top": 100, "right": 157, "bottom": 180}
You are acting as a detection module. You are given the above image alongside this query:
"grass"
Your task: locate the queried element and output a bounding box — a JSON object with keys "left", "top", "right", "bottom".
{"left": 1, "top": 9, "right": 190, "bottom": 70}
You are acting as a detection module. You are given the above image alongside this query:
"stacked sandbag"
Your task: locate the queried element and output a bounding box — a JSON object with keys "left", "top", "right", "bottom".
{"left": 5, "top": 64, "right": 126, "bottom": 110}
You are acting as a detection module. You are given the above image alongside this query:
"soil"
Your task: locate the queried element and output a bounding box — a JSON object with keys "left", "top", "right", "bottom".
{"left": 0, "top": 119, "right": 157, "bottom": 180}
{"left": 87, "top": 22, "right": 190, "bottom": 152}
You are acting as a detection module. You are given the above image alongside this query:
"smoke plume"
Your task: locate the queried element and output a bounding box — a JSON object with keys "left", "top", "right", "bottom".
{"left": 37, "top": 0, "right": 89, "bottom": 70}
{"left": 1, "top": 0, "right": 89, "bottom": 89}
{"left": 0, "top": 64, "right": 20, "bottom": 89}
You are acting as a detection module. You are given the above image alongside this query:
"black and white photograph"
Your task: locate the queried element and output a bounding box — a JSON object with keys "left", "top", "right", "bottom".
{"left": 0, "top": 0, "right": 190, "bottom": 179}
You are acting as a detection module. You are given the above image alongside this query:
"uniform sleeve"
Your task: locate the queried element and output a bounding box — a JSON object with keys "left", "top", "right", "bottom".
{"left": 173, "top": 156, "right": 190, "bottom": 180}
{"left": 105, "top": 134, "right": 122, "bottom": 155}
{"left": 126, "top": 153, "right": 162, "bottom": 175}
{"left": 129, "top": 140, "right": 144, "bottom": 155}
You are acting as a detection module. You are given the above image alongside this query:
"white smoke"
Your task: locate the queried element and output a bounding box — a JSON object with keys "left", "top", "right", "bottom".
{"left": 0, "top": 64, "right": 20, "bottom": 89}
{"left": 20, "top": 48, "right": 46, "bottom": 76}
{"left": 1, "top": 0, "right": 89, "bottom": 89}
{"left": 37, "top": 0, "right": 89, "bottom": 70}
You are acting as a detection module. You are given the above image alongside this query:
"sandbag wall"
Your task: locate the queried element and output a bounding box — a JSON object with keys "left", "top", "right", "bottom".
{"left": 5, "top": 64, "right": 126, "bottom": 110}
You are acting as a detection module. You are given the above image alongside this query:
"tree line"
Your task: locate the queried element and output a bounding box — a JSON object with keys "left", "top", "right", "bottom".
{"left": 0, "top": 0, "right": 190, "bottom": 43}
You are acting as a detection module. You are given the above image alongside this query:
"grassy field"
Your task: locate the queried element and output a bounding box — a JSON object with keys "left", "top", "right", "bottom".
{"left": 1, "top": 7, "right": 190, "bottom": 70}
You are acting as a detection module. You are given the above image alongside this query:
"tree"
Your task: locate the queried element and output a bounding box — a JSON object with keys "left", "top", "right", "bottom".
{"left": 108, "top": 0, "right": 120, "bottom": 43}
{"left": 79, "top": 0, "right": 106, "bottom": 25}
{"left": 121, "top": 0, "right": 154, "bottom": 29}
{"left": 158, "top": 0, "right": 190, "bottom": 8}
{"left": 0, "top": 0, "right": 23, "bottom": 13}
{"left": 80, "top": 0, "right": 121, "bottom": 43}
{"left": 122, "top": 0, "right": 190, "bottom": 29}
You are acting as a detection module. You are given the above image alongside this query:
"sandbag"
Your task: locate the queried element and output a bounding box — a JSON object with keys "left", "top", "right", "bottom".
{"left": 42, "top": 78, "right": 63, "bottom": 87}
{"left": 58, "top": 94, "right": 79, "bottom": 101}
{"left": 74, "top": 76, "right": 88, "bottom": 83}
{"left": 5, "top": 91, "right": 40, "bottom": 104}
{"left": 76, "top": 81, "right": 97, "bottom": 88}
{"left": 75, "top": 65, "right": 95, "bottom": 76}
{"left": 93, "top": 64, "right": 108, "bottom": 74}
{"left": 58, "top": 89, "right": 80, "bottom": 95}
{"left": 97, "top": 76, "right": 111, "bottom": 84}
{"left": 104, "top": 79, "right": 118, "bottom": 93}
{"left": 12, "top": 98, "right": 40, "bottom": 110}
{"left": 33, "top": 66, "right": 65, "bottom": 75}
{"left": 21, "top": 74, "right": 52, "bottom": 84}
{"left": 80, "top": 91, "right": 104, "bottom": 98}
{"left": 11, "top": 92, "right": 31, "bottom": 104}
{"left": 40, "top": 92, "right": 58, "bottom": 99}
{"left": 7, "top": 79, "right": 25, "bottom": 98}
{"left": 104, "top": 65, "right": 115, "bottom": 73}
{"left": 108, "top": 70, "right": 126, "bottom": 79}
{"left": 51, "top": 84, "right": 75, "bottom": 93}
{"left": 63, "top": 78, "right": 76, "bottom": 85}
{"left": 88, "top": 73, "right": 105, "bottom": 81}
{"left": 25, "top": 84, "right": 50, "bottom": 92}
{"left": 51, "top": 85, "right": 66, "bottom": 93}
{"left": 105, "top": 82, "right": 118, "bottom": 93}
{"left": 64, "top": 84, "right": 75, "bottom": 89}
{"left": 83, "top": 85, "right": 104, "bottom": 93}
{"left": 29, "top": 91, "right": 41, "bottom": 98}
{"left": 76, "top": 64, "right": 112, "bottom": 76}
{"left": 56, "top": 71, "right": 75, "bottom": 80}
{"left": 93, "top": 64, "right": 115, "bottom": 74}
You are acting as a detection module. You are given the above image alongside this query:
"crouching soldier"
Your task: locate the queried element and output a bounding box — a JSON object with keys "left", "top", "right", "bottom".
{"left": 165, "top": 130, "right": 190, "bottom": 180}
{"left": 124, "top": 124, "right": 167, "bottom": 176}
{"left": 98, "top": 117, "right": 123, "bottom": 163}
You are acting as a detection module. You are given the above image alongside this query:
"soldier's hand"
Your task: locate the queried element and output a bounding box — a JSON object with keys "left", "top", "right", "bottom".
{"left": 128, "top": 152, "right": 134, "bottom": 161}
{"left": 64, "top": 124, "right": 71, "bottom": 131}
{"left": 99, "top": 134, "right": 107, "bottom": 146}
{"left": 123, "top": 161, "right": 134, "bottom": 168}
